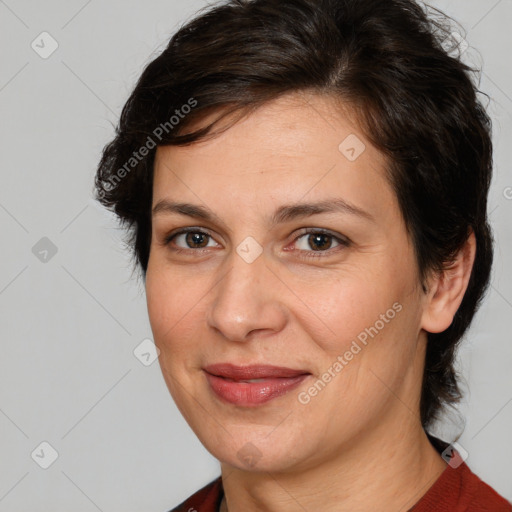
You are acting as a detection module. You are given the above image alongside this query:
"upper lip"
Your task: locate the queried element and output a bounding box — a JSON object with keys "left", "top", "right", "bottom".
{"left": 203, "top": 363, "right": 310, "bottom": 380}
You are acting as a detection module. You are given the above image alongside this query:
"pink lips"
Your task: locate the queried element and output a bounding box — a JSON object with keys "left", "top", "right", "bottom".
{"left": 203, "top": 363, "right": 311, "bottom": 406}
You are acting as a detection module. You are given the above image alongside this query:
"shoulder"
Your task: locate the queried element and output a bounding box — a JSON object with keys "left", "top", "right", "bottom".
{"left": 166, "top": 476, "right": 223, "bottom": 512}
{"left": 457, "top": 462, "right": 512, "bottom": 512}
{"left": 412, "top": 445, "right": 511, "bottom": 511}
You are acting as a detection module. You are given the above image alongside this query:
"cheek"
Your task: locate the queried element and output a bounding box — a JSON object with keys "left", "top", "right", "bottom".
{"left": 145, "top": 261, "right": 210, "bottom": 367}
{"left": 145, "top": 263, "right": 186, "bottom": 348}
{"left": 145, "top": 268, "right": 199, "bottom": 403}
{"left": 301, "top": 263, "right": 420, "bottom": 405}
{"left": 302, "top": 292, "right": 417, "bottom": 428}
{"left": 145, "top": 274, "right": 171, "bottom": 338}
{"left": 304, "top": 269, "right": 404, "bottom": 354}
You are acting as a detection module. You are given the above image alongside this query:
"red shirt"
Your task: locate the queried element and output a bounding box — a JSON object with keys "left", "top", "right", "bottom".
{"left": 168, "top": 437, "right": 511, "bottom": 511}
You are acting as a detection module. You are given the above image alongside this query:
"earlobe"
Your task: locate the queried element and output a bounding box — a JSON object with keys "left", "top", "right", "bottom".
{"left": 421, "top": 229, "right": 477, "bottom": 334}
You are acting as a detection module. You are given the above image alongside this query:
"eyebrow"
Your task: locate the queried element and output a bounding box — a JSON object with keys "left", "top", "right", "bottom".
{"left": 152, "top": 197, "right": 375, "bottom": 229}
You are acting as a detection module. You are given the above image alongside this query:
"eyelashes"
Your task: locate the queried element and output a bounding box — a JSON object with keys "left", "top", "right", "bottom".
{"left": 162, "top": 227, "right": 350, "bottom": 259}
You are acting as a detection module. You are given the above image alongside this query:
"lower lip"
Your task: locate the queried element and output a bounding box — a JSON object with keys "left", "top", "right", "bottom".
{"left": 204, "top": 372, "right": 310, "bottom": 406}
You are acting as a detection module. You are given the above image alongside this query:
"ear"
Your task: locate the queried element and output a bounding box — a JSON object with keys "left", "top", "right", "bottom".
{"left": 421, "top": 229, "right": 477, "bottom": 334}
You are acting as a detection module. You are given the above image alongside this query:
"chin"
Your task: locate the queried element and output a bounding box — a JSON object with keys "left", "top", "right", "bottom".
{"left": 196, "top": 425, "right": 314, "bottom": 473}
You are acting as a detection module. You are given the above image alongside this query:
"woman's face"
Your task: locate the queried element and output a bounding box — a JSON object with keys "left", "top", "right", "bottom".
{"left": 146, "top": 92, "right": 430, "bottom": 472}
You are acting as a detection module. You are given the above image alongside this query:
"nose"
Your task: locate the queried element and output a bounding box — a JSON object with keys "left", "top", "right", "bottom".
{"left": 206, "top": 245, "right": 288, "bottom": 343}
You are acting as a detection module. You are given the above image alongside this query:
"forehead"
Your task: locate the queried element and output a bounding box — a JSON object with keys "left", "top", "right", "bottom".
{"left": 152, "top": 92, "right": 395, "bottom": 224}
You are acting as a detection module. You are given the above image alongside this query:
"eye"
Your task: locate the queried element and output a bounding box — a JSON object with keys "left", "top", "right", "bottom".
{"left": 162, "top": 227, "right": 350, "bottom": 258}
{"left": 164, "top": 228, "right": 218, "bottom": 252}
{"left": 291, "top": 229, "right": 350, "bottom": 259}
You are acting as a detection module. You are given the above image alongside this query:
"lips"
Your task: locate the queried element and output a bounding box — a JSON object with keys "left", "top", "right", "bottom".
{"left": 203, "top": 363, "right": 311, "bottom": 406}
{"left": 204, "top": 363, "right": 310, "bottom": 380}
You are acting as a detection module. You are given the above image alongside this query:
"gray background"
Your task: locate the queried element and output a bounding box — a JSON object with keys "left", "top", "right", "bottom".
{"left": 0, "top": 1, "right": 511, "bottom": 510}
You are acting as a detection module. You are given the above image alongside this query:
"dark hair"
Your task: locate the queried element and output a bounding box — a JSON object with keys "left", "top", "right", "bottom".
{"left": 94, "top": 0, "right": 493, "bottom": 430}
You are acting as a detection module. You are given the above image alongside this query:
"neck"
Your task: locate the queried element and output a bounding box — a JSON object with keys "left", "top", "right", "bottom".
{"left": 219, "top": 415, "right": 447, "bottom": 512}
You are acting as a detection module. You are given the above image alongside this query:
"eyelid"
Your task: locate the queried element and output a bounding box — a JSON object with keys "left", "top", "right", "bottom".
{"left": 289, "top": 228, "right": 350, "bottom": 258}
{"left": 163, "top": 226, "right": 218, "bottom": 246}
{"left": 162, "top": 226, "right": 350, "bottom": 256}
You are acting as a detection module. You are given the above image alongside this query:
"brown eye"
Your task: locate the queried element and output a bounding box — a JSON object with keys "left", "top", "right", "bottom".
{"left": 182, "top": 231, "right": 210, "bottom": 249}
{"left": 164, "top": 229, "right": 217, "bottom": 251}
{"left": 306, "top": 233, "right": 334, "bottom": 251}
{"left": 293, "top": 230, "right": 350, "bottom": 259}
{"left": 163, "top": 227, "right": 350, "bottom": 259}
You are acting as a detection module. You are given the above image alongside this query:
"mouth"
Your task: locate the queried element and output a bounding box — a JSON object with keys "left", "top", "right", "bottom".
{"left": 203, "top": 363, "right": 311, "bottom": 406}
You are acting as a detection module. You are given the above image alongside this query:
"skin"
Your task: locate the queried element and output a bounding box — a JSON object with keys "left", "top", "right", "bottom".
{"left": 145, "top": 91, "right": 476, "bottom": 512}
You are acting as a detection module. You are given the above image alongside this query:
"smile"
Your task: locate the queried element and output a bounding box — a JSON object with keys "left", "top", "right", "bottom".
{"left": 203, "top": 363, "right": 311, "bottom": 406}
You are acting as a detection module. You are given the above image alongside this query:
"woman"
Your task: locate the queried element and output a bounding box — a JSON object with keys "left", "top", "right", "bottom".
{"left": 95, "top": 0, "right": 511, "bottom": 510}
